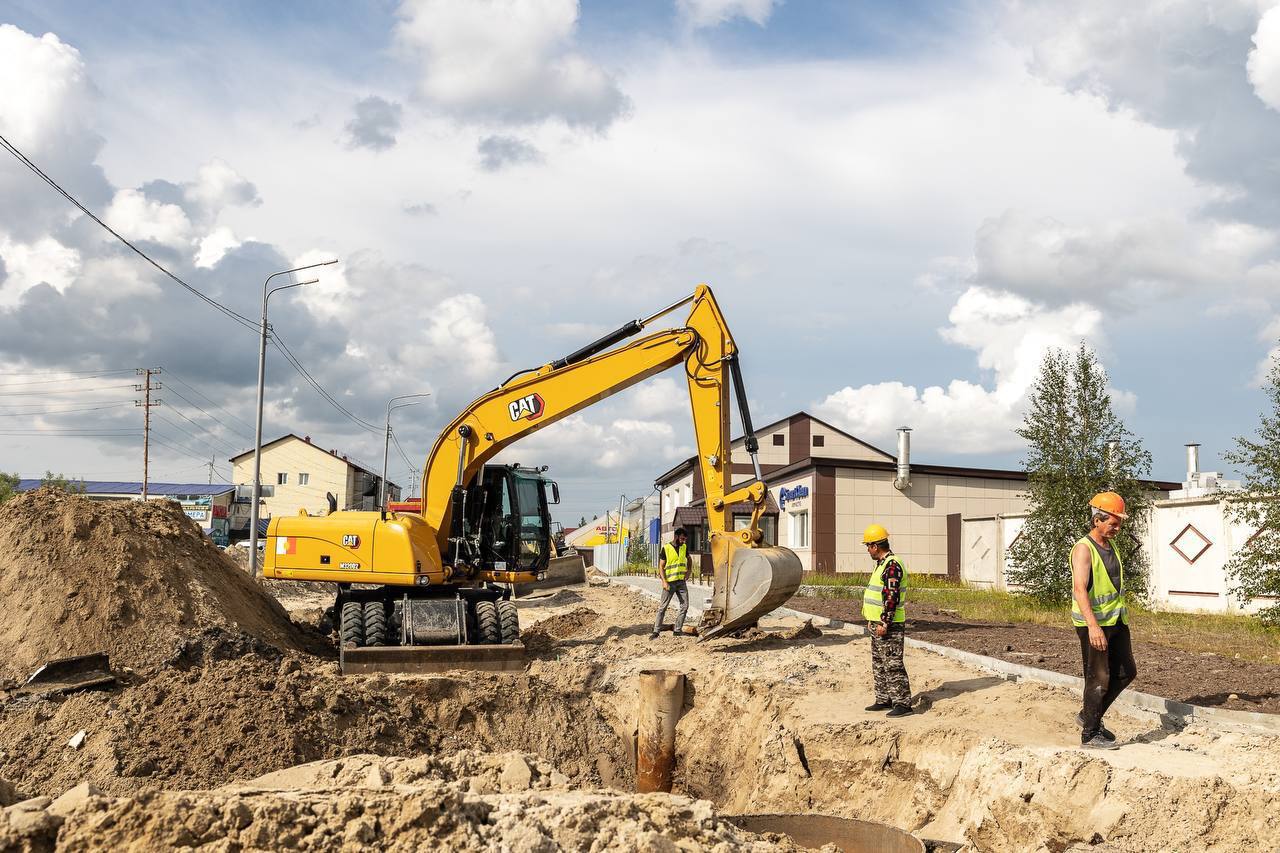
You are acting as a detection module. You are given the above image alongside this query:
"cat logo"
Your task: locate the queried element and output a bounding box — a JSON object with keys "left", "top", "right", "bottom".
{"left": 508, "top": 393, "right": 546, "bottom": 422}
{"left": 341, "top": 534, "right": 360, "bottom": 548}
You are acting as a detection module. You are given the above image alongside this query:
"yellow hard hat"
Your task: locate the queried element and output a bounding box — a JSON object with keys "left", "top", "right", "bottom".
{"left": 862, "top": 523, "right": 889, "bottom": 544}
{"left": 1089, "top": 491, "right": 1129, "bottom": 520}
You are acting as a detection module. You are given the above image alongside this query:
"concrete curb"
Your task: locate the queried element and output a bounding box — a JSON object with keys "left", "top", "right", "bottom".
{"left": 615, "top": 577, "right": 1280, "bottom": 736}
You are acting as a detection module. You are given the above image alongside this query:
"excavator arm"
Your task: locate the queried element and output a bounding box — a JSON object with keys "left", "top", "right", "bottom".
{"left": 419, "top": 284, "right": 802, "bottom": 637}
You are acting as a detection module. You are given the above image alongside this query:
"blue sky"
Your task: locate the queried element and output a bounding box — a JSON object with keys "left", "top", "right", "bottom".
{"left": 1, "top": 0, "right": 1279, "bottom": 523}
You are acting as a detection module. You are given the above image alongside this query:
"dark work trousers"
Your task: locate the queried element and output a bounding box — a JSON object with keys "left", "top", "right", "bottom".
{"left": 1076, "top": 622, "right": 1137, "bottom": 736}
{"left": 654, "top": 579, "right": 689, "bottom": 634}
{"left": 870, "top": 623, "right": 911, "bottom": 706}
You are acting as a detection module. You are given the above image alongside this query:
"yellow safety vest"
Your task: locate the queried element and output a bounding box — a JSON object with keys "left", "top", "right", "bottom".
{"left": 862, "top": 555, "right": 907, "bottom": 623}
{"left": 1071, "top": 536, "right": 1127, "bottom": 627}
{"left": 661, "top": 542, "right": 688, "bottom": 582}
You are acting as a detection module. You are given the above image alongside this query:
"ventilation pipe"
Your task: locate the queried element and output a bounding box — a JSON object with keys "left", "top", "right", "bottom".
{"left": 893, "top": 428, "right": 911, "bottom": 491}
{"left": 1186, "top": 443, "right": 1200, "bottom": 481}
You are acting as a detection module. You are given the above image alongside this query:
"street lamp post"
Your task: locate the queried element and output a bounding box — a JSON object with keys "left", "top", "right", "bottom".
{"left": 381, "top": 393, "right": 430, "bottom": 512}
{"left": 248, "top": 259, "right": 338, "bottom": 578}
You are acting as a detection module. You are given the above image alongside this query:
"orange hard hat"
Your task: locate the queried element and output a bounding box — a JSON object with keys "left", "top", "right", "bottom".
{"left": 1089, "top": 491, "right": 1128, "bottom": 519}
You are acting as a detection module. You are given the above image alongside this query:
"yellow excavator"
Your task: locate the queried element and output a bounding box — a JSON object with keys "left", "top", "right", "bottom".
{"left": 263, "top": 285, "right": 803, "bottom": 671}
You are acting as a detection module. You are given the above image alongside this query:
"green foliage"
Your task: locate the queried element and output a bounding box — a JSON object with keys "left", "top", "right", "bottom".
{"left": 0, "top": 472, "right": 19, "bottom": 505}
{"left": 1007, "top": 344, "right": 1153, "bottom": 605}
{"left": 1223, "top": 352, "right": 1280, "bottom": 624}
{"left": 40, "top": 471, "right": 85, "bottom": 493}
{"left": 626, "top": 532, "right": 652, "bottom": 565}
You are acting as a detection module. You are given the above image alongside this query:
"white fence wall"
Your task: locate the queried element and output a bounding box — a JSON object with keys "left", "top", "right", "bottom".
{"left": 960, "top": 497, "right": 1272, "bottom": 615}
{"left": 960, "top": 514, "right": 1026, "bottom": 591}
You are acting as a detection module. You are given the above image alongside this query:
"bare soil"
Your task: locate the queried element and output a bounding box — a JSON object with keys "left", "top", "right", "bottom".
{"left": 2, "top": 528, "right": 1280, "bottom": 853}
{"left": 0, "top": 489, "right": 318, "bottom": 682}
{"left": 792, "top": 596, "right": 1280, "bottom": 714}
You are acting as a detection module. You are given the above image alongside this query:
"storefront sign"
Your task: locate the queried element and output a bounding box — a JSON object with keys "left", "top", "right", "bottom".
{"left": 779, "top": 485, "right": 809, "bottom": 510}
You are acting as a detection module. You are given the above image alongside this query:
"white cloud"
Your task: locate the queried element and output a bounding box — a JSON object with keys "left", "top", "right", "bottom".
{"left": 1249, "top": 4, "right": 1280, "bottom": 111}
{"left": 973, "top": 210, "right": 1277, "bottom": 305}
{"left": 419, "top": 293, "right": 500, "bottom": 379}
{"left": 1255, "top": 316, "right": 1280, "bottom": 385}
{"left": 193, "top": 226, "right": 242, "bottom": 269}
{"left": 394, "top": 0, "right": 629, "bottom": 129}
{"left": 0, "top": 25, "right": 91, "bottom": 147}
{"left": 104, "top": 188, "right": 193, "bottom": 249}
{"left": 344, "top": 96, "right": 404, "bottom": 151}
{"left": 814, "top": 286, "right": 1105, "bottom": 453}
{"left": 677, "top": 0, "right": 781, "bottom": 29}
{"left": 183, "top": 158, "right": 260, "bottom": 218}
{"left": 0, "top": 235, "right": 81, "bottom": 305}
{"left": 494, "top": 412, "right": 692, "bottom": 475}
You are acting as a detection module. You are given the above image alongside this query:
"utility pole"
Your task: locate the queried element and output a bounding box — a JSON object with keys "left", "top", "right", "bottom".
{"left": 206, "top": 457, "right": 217, "bottom": 485}
{"left": 135, "top": 368, "right": 162, "bottom": 499}
{"left": 616, "top": 493, "right": 626, "bottom": 571}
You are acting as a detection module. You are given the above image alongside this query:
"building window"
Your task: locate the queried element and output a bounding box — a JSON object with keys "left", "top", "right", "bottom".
{"left": 299, "top": 473, "right": 310, "bottom": 486}
{"left": 773, "top": 434, "right": 785, "bottom": 446}
{"left": 276, "top": 473, "right": 288, "bottom": 485}
{"left": 790, "top": 511, "right": 809, "bottom": 548}
{"left": 733, "top": 514, "right": 777, "bottom": 546}
{"left": 812, "top": 435, "right": 824, "bottom": 447}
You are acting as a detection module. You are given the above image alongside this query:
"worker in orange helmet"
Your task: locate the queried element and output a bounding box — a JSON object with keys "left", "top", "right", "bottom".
{"left": 1070, "top": 491, "right": 1137, "bottom": 750}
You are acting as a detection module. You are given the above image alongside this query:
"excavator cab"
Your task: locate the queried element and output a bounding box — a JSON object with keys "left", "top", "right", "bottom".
{"left": 467, "top": 464, "right": 556, "bottom": 575}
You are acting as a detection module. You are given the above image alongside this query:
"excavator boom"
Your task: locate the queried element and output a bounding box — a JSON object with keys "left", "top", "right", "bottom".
{"left": 421, "top": 285, "right": 801, "bottom": 636}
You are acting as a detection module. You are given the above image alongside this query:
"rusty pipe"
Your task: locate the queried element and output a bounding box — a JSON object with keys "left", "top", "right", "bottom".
{"left": 636, "top": 669, "right": 685, "bottom": 793}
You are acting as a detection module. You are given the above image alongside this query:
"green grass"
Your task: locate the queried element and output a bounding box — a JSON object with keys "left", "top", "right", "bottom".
{"left": 801, "top": 571, "right": 964, "bottom": 589}
{"left": 796, "top": 582, "right": 1280, "bottom": 664}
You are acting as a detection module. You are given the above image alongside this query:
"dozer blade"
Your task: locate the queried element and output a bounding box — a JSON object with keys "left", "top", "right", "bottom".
{"left": 20, "top": 652, "right": 116, "bottom": 696}
{"left": 340, "top": 642, "right": 526, "bottom": 675}
{"left": 700, "top": 545, "right": 803, "bottom": 641}
{"left": 513, "top": 553, "right": 587, "bottom": 597}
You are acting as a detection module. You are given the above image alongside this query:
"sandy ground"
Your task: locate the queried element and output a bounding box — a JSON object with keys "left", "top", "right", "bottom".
{"left": 516, "top": 583, "right": 1280, "bottom": 850}
{"left": 3, "top": 568, "right": 1279, "bottom": 851}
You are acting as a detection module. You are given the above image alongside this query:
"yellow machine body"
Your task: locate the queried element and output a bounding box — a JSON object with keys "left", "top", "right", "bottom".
{"left": 264, "top": 511, "right": 539, "bottom": 587}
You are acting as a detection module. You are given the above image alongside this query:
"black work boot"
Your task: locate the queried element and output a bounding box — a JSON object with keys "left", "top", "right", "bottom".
{"left": 1076, "top": 713, "right": 1116, "bottom": 742}
{"left": 886, "top": 705, "right": 914, "bottom": 718}
{"left": 649, "top": 631, "right": 659, "bottom": 640}
{"left": 864, "top": 702, "right": 892, "bottom": 711}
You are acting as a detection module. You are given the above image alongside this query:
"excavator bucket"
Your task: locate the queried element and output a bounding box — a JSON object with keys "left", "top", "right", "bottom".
{"left": 700, "top": 544, "right": 804, "bottom": 640}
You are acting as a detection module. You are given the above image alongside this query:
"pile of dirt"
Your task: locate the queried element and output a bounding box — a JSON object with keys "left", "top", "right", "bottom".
{"left": 1, "top": 752, "right": 796, "bottom": 852}
{"left": 0, "top": 488, "right": 310, "bottom": 682}
{"left": 0, "top": 645, "right": 631, "bottom": 798}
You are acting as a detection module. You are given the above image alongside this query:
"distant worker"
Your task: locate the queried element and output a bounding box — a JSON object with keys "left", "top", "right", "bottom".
{"left": 651, "top": 527, "right": 690, "bottom": 640}
{"left": 861, "top": 524, "right": 913, "bottom": 717}
{"left": 1072, "top": 492, "right": 1136, "bottom": 750}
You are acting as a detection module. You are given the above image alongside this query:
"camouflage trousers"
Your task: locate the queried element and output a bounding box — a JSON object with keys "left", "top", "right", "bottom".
{"left": 870, "top": 625, "right": 911, "bottom": 706}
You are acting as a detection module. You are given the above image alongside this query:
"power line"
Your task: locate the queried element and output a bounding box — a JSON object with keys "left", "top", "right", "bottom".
{"left": 0, "top": 368, "right": 135, "bottom": 376}
{"left": 0, "top": 384, "right": 138, "bottom": 398}
{"left": 153, "top": 410, "right": 243, "bottom": 456}
{"left": 162, "top": 370, "right": 257, "bottom": 436}
{"left": 0, "top": 398, "right": 135, "bottom": 410}
{"left": 163, "top": 385, "right": 254, "bottom": 443}
{"left": 0, "top": 133, "right": 260, "bottom": 334}
{"left": 0, "top": 402, "right": 136, "bottom": 418}
{"left": 0, "top": 370, "right": 136, "bottom": 388}
{"left": 268, "top": 329, "right": 381, "bottom": 433}
{"left": 390, "top": 429, "right": 416, "bottom": 471}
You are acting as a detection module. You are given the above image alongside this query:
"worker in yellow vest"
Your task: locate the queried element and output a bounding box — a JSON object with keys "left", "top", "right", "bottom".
{"left": 861, "top": 524, "right": 913, "bottom": 717}
{"left": 1071, "top": 492, "right": 1136, "bottom": 750}
{"left": 651, "top": 527, "right": 691, "bottom": 640}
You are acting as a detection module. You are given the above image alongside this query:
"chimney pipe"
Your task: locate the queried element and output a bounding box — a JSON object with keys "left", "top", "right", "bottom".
{"left": 894, "top": 427, "right": 911, "bottom": 491}
{"left": 1186, "top": 443, "right": 1200, "bottom": 480}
